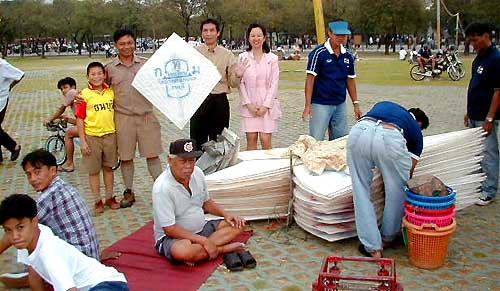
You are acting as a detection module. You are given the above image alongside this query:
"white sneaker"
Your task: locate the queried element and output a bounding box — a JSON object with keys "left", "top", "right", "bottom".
{"left": 0, "top": 271, "right": 29, "bottom": 289}
{"left": 475, "top": 195, "right": 494, "bottom": 206}
{"left": 425, "top": 71, "right": 432, "bottom": 77}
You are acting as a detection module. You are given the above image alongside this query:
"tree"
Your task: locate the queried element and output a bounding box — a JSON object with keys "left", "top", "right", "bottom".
{"left": 171, "top": 0, "right": 207, "bottom": 40}
{"left": 0, "top": 2, "right": 18, "bottom": 57}
{"left": 351, "top": 0, "right": 426, "bottom": 54}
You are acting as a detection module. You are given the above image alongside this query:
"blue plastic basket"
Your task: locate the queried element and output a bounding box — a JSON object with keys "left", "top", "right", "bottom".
{"left": 405, "top": 187, "right": 456, "bottom": 203}
{"left": 406, "top": 196, "right": 455, "bottom": 210}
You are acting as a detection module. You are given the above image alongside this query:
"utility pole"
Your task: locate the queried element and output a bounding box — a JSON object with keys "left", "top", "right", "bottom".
{"left": 312, "top": 0, "right": 326, "bottom": 44}
{"left": 437, "top": 0, "right": 441, "bottom": 48}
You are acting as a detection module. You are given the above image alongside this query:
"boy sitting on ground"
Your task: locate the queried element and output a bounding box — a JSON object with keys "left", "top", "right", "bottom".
{"left": 0, "top": 149, "right": 115, "bottom": 289}
{"left": 0, "top": 194, "right": 129, "bottom": 291}
{"left": 43, "top": 77, "right": 79, "bottom": 172}
{"left": 76, "top": 62, "right": 120, "bottom": 213}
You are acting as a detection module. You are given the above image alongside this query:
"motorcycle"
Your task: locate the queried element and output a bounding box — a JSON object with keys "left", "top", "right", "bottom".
{"left": 410, "top": 49, "right": 465, "bottom": 81}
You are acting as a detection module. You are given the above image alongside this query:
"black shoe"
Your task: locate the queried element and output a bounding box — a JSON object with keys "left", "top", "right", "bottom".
{"left": 120, "top": 189, "right": 135, "bottom": 208}
{"left": 383, "top": 235, "right": 404, "bottom": 249}
{"left": 358, "top": 244, "right": 383, "bottom": 258}
{"left": 10, "top": 145, "right": 21, "bottom": 161}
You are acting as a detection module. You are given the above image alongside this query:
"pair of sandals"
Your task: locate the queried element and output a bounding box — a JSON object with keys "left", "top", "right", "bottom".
{"left": 223, "top": 251, "right": 256, "bottom": 272}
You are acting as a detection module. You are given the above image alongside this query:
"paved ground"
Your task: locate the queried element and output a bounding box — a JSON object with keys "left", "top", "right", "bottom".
{"left": 0, "top": 65, "right": 498, "bottom": 291}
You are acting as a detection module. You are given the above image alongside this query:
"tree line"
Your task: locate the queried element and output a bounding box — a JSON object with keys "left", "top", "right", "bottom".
{"left": 0, "top": 0, "right": 498, "bottom": 57}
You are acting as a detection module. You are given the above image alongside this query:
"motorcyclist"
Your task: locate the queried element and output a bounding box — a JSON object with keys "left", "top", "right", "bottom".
{"left": 417, "top": 45, "right": 436, "bottom": 74}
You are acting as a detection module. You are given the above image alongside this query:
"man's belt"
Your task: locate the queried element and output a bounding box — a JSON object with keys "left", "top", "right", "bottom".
{"left": 359, "top": 116, "right": 403, "bottom": 132}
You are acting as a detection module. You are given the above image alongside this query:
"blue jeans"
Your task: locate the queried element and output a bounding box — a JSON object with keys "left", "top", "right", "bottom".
{"left": 89, "top": 281, "right": 129, "bottom": 291}
{"left": 347, "top": 120, "right": 412, "bottom": 252}
{"left": 309, "top": 102, "right": 348, "bottom": 141}
{"left": 468, "top": 120, "right": 499, "bottom": 198}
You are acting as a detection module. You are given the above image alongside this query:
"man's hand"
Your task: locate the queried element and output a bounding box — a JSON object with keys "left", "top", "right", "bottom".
{"left": 246, "top": 104, "right": 258, "bottom": 117}
{"left": 483, "top": 120, "right": 494, "bottom": 136}
{"left": 80, "top": 141, "right": 91, "bottom": 156}
{"left": 202, "top": 239, "right": 219, "bottom": 259}
{"left": 302, "top": 104, "right": 312, "bottom": 121}
{"left": 256, "top": 106, "right": 268, "bottom": 117}
{"left": 463, "top": 114, "right": 469, "bottom": 127}
{"left": 353, "top": 105, "right": 362, "bottom": 120}
{"left": 233, "top": 58, "right": 250, "bottom": 78}
{"left": 74, "top": 92, "right": 84, "bottom": 104}
{"left": 224, "top": 213, "right": 246, "bottom": 229}
{"left": 43, "top": 119, "right": 52, "bottom": 126}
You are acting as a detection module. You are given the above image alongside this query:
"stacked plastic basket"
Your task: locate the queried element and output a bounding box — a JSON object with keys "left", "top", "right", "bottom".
{"left": 403, "top": 186, "right": 457, "bottom": 269}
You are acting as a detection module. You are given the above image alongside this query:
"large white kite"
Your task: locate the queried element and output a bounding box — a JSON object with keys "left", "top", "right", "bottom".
{"left": 132, "top": 33, "right": 221, "bottom": 129}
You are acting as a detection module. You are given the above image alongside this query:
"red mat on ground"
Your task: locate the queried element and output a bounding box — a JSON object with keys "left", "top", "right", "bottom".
{"left": 102, "top": 221, "right": 252, "bottom": 291}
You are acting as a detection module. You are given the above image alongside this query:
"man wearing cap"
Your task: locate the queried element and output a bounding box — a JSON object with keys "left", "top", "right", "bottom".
{"left": 302, "top": 20, "right": 362, "bottom": 141}
{"left": 152, "top": 139, "right": 246, "bottom": 264}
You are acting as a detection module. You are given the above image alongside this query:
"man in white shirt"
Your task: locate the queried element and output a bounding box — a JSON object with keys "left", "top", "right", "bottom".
{"left": 399, "top": 47, "right": 408, "bottom": 61}
{"left": 153, "top": 139, "right": 246, "bottom": 264}
{"left": 0, "top": 58, "right": 24, "bottom": 162}
{"left": 0, "top": 194, "right": 129, "bottom": 291}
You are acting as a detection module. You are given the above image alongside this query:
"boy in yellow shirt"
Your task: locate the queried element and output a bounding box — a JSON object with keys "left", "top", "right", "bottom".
{"left": 76, "top": 62, "right": 120, "bottom": 213}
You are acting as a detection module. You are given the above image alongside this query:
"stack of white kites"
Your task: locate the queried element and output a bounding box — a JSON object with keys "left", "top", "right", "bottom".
{"left": 207, "top": 128, "right": 486, "bottom": 242}
{"left": 205, "top": 150, "right": 292, "bottom": 220}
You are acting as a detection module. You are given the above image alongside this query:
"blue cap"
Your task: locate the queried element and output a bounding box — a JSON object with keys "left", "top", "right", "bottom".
{"left": 328, "top": 21, "right": 351, "bottom": 35}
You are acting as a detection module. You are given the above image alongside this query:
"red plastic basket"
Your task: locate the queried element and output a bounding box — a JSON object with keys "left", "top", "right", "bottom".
{"left": 404, "top": 208, "right": 455, "bottom": 227}
{"left": 405, "top": 202, "right": 455, "bottom": 216}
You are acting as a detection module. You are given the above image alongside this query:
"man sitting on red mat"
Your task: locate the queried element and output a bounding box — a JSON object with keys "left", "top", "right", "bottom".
{"left": 152, "top": 139, "right": 246, "bottom": 264}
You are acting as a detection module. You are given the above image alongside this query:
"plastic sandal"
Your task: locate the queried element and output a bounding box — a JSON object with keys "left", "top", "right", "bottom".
{"left": 238, "top": 250, "right": 256, "bottom": 269}
{"left": 223, "top": 252, "right": 244, "bottom": 272}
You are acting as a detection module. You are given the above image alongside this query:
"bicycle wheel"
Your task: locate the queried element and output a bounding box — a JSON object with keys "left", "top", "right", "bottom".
{"left": 410, "top": 65, "right": 425, "bottom": 81}
{"left": 45, "top": 136, "right": 67, "bottom": 166}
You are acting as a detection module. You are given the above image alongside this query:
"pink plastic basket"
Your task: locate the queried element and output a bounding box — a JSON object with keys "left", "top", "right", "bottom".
{"left": 404, "top": 208, "right": 455, "bottom": 227}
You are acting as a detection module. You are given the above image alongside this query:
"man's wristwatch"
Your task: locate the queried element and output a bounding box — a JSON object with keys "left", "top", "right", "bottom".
{"left": 486, "top": 117, "right": 494, "bottom": 123}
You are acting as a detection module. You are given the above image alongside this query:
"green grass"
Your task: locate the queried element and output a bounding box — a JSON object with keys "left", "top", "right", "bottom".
{"left": 4, "top": 53, "right": 473, "bottom": 93}
{"left": 278, "top": 54, "right": 473, "bottom": 90}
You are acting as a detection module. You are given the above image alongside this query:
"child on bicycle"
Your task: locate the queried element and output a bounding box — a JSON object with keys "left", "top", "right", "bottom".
{"left": 76, "top": 62, "right": 120, "bottom": 213}
{"left": 43, "top": 77, "right": 79, "bottom": 172}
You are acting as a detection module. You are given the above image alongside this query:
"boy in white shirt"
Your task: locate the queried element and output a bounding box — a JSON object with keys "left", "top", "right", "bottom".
{"left": 0, "top": 194, "right": 129, "bottom": 291}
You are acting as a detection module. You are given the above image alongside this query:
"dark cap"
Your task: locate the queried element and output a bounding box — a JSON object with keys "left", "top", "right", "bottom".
{"left": 169, "top": 139, "right": 203, "bottom": 158}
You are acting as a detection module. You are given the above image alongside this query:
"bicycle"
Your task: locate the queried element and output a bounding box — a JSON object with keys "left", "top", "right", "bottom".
{"left": 44, "top": 119, "right": 120, "bottom": 170}
{"left": 45, "top": 119, "right": 69, "bottom": 166}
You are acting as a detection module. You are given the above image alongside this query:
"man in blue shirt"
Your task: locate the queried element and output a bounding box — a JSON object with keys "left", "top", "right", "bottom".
{"left": 463, "top": 23, "right": 500, "bottom": 206}
{"left": 302, "top": 20, "right": 362, "bottom": 141}
{"left": 347, "top": 101, "right": 429, "bottom": 258}
{"left": 417, "top": 45, "right": 436, "bottom": 73}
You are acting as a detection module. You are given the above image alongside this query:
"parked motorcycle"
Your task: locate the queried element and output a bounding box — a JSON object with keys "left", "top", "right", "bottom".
{"left": 410, "top": 49, "right": 465, "bottom": 81}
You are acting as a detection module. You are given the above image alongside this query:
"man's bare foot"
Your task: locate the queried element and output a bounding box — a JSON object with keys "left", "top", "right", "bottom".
{"left": 100, "top": 250, "right": 122, "bottom": 260}
{"left": 220, "top": 242, "right": 246, "bottom": 254}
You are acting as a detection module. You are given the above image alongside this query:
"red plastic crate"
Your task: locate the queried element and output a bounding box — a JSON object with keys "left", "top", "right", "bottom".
{"left": 312, "top": 256, "right": 404, "bottom": 291}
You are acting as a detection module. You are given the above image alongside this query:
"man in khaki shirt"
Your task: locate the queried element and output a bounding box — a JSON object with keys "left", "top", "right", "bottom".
{"left": 105, "top": 28, "right": 163, "bottom": 208}
{"left": 192, "top": 18, "right": 246, "bottom": 149}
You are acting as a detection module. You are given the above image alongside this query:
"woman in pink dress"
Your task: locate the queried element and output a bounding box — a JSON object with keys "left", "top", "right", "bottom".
{"left": 239, "top": 23, "right": 281, "bottom": 150}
